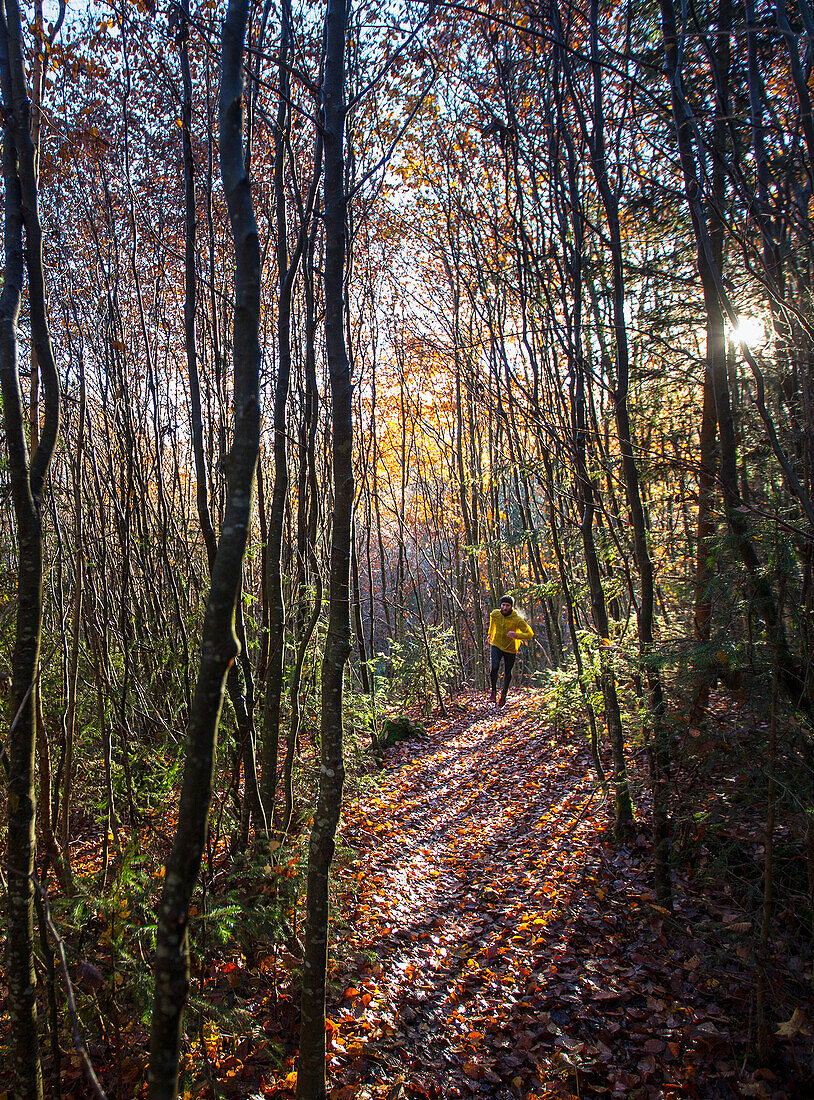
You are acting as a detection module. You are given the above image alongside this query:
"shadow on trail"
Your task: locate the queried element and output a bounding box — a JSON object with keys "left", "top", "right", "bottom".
{"left": 331, "top": 690, "right": 622, "bottom": 1097}
{"left": 326, "top": 689, "right": 759, "bottom": 1100}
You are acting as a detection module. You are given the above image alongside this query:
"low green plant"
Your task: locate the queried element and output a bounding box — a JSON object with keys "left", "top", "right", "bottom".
{"left": 379, "top": 715, "right": 424, "bottom": 747}
{"left": 378, "top": 622, "right": 457, "bottom": 716}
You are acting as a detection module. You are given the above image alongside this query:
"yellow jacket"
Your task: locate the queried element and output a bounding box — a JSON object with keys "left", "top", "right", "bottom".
{"left": 488, "top": 609, "right": 534, "bottom": 654}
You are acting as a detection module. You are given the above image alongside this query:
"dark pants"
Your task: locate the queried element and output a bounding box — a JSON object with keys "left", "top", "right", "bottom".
{"left": 490, "top": 645, "right": 516, "bottom": 692}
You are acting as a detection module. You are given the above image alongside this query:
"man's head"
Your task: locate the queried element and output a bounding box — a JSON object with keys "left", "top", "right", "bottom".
{"left": 499, "top": 595, "right": 514, "bottom": 616}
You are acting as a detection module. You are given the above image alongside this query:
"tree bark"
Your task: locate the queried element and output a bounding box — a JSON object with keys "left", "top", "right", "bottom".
{"left": 297, "top": 0, "right": 352, "bottom": 1093}
{"left": 550, "top": 58, "right": 633, "bottom": 838}
{"left": 261, "top": 6, "right": 323, "bottom": 823}
{"left": 586, "top": 0, "right": 669, "bottom": 901}
{"left": 658, "top": 0, "right": 810, "bottom": 711}
{"left": 0, "top": 0, "right": 61, "bottom": 1092}
{"left": 260, "top": 0, "right": 294, "bottom": 822}
{"left": 148, "top": 1, "right": 260, "bottom": 1093}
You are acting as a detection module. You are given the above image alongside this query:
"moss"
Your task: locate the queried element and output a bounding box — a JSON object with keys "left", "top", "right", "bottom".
{"left": 379, "top": 716, "right": 424, "bottom": 748}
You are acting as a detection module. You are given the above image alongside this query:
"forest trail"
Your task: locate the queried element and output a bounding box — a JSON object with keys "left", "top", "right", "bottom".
{"left": 326, "top": 688, "right": 621, "bottom": 1098}
{"left": 318, "top": 689, "right": 807, "bottom": 1100}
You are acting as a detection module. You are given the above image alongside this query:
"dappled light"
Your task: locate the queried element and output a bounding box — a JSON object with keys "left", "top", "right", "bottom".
{"left": 0, "top": 0, "right": 812, "bottom": 1097}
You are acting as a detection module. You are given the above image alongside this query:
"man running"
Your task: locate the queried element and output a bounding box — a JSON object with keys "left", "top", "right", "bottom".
{"left": 487, "top": 595, "right": 534, "bottom": 707}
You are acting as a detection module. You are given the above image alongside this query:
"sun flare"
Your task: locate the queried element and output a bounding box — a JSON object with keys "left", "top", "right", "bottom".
{"left": 731, "top": 314, "right": 767, "bottom": 348}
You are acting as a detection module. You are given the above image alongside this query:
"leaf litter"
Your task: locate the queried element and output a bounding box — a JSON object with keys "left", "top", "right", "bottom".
{"left": 303, "top": 687, "right": 813, "bottom": 1100}
{"left": 6, "top": 688, "right": 811, "bottom": 1098}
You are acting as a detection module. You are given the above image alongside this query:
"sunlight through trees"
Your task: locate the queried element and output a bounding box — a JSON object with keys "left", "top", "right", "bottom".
{"left": 0, "top": 0, "right": 813, "bottom": 1095}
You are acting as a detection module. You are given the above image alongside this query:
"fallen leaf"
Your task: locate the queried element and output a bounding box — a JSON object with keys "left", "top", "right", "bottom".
{"left": 776, "top": 1008, "right": 812, "bottom": 1039}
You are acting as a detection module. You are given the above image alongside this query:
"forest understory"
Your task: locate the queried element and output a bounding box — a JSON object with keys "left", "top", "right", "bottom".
{"left": 1, "top": 685, "right": 811, "bottom": 1100}
{"left": 4, "top": 0, "right": 814, "bottom": 1096}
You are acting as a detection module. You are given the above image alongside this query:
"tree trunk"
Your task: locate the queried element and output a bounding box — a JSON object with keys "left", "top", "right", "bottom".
{"left": 0, "top": 0, "right": 61, "bottom": 1091}
{"left": 260, "top": 0, "right": 294, "bottom": 823}
{"left": 550, "top": 63, "right": 633, "bottom": 838}
{"left": 261, "top": 5, "right": 322, "bottom": 823}
{"left": 658, "top": 0, "right": 810, "bottom": 711}
{"left": 297, "top": 0, "right": 352, "bottom": 1093}
{"left": 691, "top": 0, "right": 730, "bottom": 726}
{"left": 587, "top": 0, "right": 669, "bottom": 900}
{"left": 148, "top": 0, "right": 261, "bottom": 1092}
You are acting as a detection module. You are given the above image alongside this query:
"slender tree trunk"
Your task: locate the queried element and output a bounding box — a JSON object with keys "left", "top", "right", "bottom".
{"left": 27, "top": 0, "right": 43, "bottom": 452}
{"left": 351, "top": 520, "right": 371, "bottom": 694}
{"left": 454, "top": 350, "right": 484, "bottom": 685}
{"left": 0, "top": 0, "right": 61, "bottom": 1092}
{"left": 543, "top": 453, "right": 606, "bottom": 792}
{"left": 260, "top": 0, "right": 294, "bottom": 823}
{"left": 284, "top": 549, "right": 323, "bottom": 838}
{"left": 550, "top": 69, "right": 633, "bottom": 837}
{"left": 261, "top": 7, "right": 322, "bottom": 823}
{"left": 658, "top": 0, "right": 810, "bottom": 710}
{"left": 692, "top": 370, "right": 718, "bottom": 721}
{"left": 297, "top": 0, "right": 352, "bottom": 1093}
{"left": 180, "top": 0, "right": 263, "bottom": 846}
{"left": 691, "top": 0, "right": 730, "bottom": 726}
{"left": 149, "top": 1, "right": 260, "bottom": 1092}
{"left": 586, "top": 0, "right": 669, "bottom": 899}
{"left": 59, "top": 357, "right": 84, "bottom": 891}
{"left": 757, "top": 645, "right": 778, "bottom": 1063}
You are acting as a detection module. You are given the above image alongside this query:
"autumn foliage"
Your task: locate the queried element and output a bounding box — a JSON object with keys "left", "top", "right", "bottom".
{"left": 0, "top": 0, "right": 813, "bottom": 1096}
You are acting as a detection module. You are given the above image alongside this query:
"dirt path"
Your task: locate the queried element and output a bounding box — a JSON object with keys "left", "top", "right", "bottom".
{"left": 328, "top": 689, "right": 610, "bottom": 1098}
{"left": 318, "top": 688, "right": 803, "bottom": 1100}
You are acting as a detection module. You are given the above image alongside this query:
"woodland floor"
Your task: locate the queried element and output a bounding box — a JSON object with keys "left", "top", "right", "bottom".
{"left": 2, "top": 687, "right": 814, "bottom": 1099}
{"left": 310, "top": 687, "right": 814, "bottom": 1100}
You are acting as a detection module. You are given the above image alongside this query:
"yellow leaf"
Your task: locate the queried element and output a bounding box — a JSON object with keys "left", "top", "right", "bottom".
{"left": 776, "top": 1008, "right": 812, "bottom": 1039}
